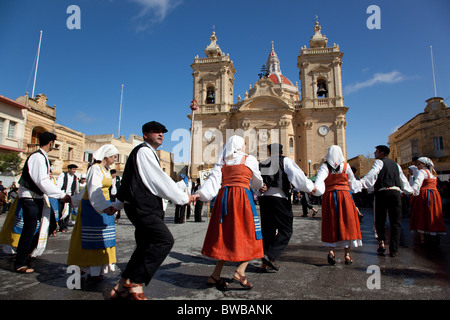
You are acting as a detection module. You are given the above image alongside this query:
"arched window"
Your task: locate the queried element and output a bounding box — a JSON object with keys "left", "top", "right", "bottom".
{"left": 316, "top": 78, "right": 328, "bottom": 98}
{"left": 206, "top": 86, "right": 215, "bottom": 104}
{"left": 31, "top": 126, "right": 46, "bottom": 145}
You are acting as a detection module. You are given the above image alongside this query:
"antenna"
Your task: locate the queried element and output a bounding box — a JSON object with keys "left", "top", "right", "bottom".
{"left": 430, "top": 46, "right": 437, "bottom": 97}
{"left": 118, "top": 84, "right": 124, "bottom": 137}
{"left": 32, "top": 30, "right": 43, "bottom": 98}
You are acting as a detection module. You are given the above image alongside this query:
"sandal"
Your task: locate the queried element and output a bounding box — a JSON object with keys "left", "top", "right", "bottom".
{"left": 110, "top": 281, "right": 130, "bottom": 300}
{"left": 207, "top": 276, "right": 228, "bottom": 291}
{"left": 232, "top": 271, "right": 253, "bottom": 290}
{"left": 344, "top": 253, "right": 353, "bottom": 265}
{"left": 15, "top": 266, "right": 34, "bottom": 274}
{"left": 124, "top": 282, "right": 148, "bottom": 300}
{"left": 327, "top": 250, "right": 336, "bottom": 265}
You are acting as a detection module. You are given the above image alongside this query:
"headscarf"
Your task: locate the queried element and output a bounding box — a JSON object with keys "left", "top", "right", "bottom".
{"left": 417, "top": 157, "right": 434, "bottom": 169}
{"left": 217, "top": 135, "right": 246, "bottom": 165}
{"left": 417, "top": 157, "right": 437, "bottom": 176}
{"left": 325, "top": 145, "right": 345, "bottom": 169}
{"left": 92, "top": 144, "right": 119, "bottom": 161}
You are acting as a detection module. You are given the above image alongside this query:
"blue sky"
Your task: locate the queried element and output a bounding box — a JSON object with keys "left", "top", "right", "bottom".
{"left": 1, "top": 0, "right": 449, "bottom": 163}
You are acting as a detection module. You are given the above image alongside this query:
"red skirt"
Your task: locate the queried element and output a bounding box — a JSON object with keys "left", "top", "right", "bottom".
{"left": 201, "top": 186, "right": 264, "bottom": 261}
{"left": 321, "top": 189, "right": 362, "bottom": 244}
{"left": 410, "top": 189, "right": 446, "bottom": 235}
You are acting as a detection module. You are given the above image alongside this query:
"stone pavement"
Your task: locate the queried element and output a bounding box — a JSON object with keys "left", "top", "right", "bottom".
{"left": 0, "top": 201, "right": 449, "bottom": 306}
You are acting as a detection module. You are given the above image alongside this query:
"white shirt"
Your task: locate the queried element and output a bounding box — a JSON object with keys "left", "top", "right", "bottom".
{"left": 359, "top": 159, "right": 413, "bottom": 195}
{"left": 260, "top": 157, "right": 315, "bottom": 198}
{"left": 195, "top": 154, "right": 263, "bottom": 202}
{"left": 410, "top": 169, "right": 436, "bottom": 196}
{"left": 56, "top": 172, "right": 78, "bottom": 195}
{"left": 135, "top": 142, "right": 189, "bottom": 205}
{"left": 18, "top": 148, "right": 66, "bottom": 199}
{"left": 313, "top": 163, "right": 362, "bottom": 196}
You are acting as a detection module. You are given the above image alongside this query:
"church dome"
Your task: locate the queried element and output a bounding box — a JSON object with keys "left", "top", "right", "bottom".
{"left": 268, "top": 74, "right": 292, "bottom": 85}
{"left": 266, "top": 41, "right": 293, "bottom": 85}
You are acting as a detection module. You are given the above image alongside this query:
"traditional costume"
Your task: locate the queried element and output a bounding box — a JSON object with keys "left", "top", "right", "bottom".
{"left": 116, "top": 121, "right": 190, "bottom": 287}
{"left": 14, "top": 132, "right": 67, "bottom": 272}
{"left": 360, "top": 145, "right": 413, "bottom": 255}
{"left": 314, "top": 145, "right": 363, "bottom": 249}
{"left": 259, "top": 143, "right": 315, "bottom": 270}
{"left": 196, "top": 136, "right": 264, "bottom": 262}
{"left": 67, "top": 144, "right": 122, "bottom": 277}
{"left": 409, "top": 157, "right": 446, "bottom": 236}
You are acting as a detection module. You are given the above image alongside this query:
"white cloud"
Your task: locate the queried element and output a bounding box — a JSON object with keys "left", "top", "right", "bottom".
{"left": 344, "top": 70, "right": 412, "bottom": 94}
{"left": 129, "top": 0, "right": 182, "bottom": 32}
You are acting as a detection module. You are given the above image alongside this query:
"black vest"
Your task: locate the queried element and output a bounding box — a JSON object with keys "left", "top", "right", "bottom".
{"left": 18, "top": 149, "right": 49, "bottom": 196}
{"left": 116, "top": 143, "right": 163, "bottom": 215}
{"left": 61, "top": 172, "right": 78, "bottom": 195}
{"left": 374, "top": 158, "right": 401, "bottom": 192}
{"left": 259, "top": 155, "right": 291, "bottom": 197}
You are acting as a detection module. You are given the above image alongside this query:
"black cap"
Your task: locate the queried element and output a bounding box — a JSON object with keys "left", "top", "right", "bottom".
{"left": 39, "top": 132, "right": 57, "bottom": 146}
{"left": 375, "top": 145, "right": 390, "bottom": 156}
{"left": 142, "top": 121, "right": 168, "bottom": 133}
{"left": 67, "top": 164, "right": 78, "bottom": 169}
{"left": 268, "top": 143, "right": 283, "bottom": 155}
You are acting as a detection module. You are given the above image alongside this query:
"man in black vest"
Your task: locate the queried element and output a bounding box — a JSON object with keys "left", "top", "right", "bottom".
{"left": 360, "top": 145, "right": 412, "bottom": 257}
{"left": 258, "top": 143, "right": 316, "bottom": 271}
{"left": 109, "top": 169, "right": 121, "bottom": 223}
{"left": 112, "top": 121, "right": 196, "bottom": 300}
{"left": 15, "top": 132, "right": 70, "bottom": 273}
{"left": 56, "top": 164, "right": 79, "bottom": 232}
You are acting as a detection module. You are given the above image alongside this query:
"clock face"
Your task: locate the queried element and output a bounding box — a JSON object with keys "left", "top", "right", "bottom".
{"left": 318, "top": 125, "right": 329, "bottom": 136}
{"left": 204, "top": 130, "right": 213, "bottom": 141}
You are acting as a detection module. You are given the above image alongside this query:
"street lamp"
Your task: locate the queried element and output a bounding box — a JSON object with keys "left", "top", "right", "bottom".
{"left": 308, "top": 160, "right": 311, "bottom": 177}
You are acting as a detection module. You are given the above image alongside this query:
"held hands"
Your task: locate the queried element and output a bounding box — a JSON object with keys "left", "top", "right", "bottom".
{"left": 62, "top": 194, "right": 71, "bottom": 204}
{"left": 188, "top": 194, "right": 199, "bottom": 206}
{"left": 259, "top": 184, "right": 267, "bottom": 193}
{"left": 103, "top": 206, "right": 117, "bottom": 215}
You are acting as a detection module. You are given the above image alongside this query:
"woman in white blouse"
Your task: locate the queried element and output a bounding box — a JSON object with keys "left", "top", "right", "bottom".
{"left": 67, "top": 144, "right": 123, "bottom": 280}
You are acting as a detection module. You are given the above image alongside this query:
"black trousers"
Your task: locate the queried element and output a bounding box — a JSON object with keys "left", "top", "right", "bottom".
{"left": 300, "top": 192, "right": 313, "bottom": 215}
{"left": 14, "top": 198, "right": 44, "bottom": 269}
{"left": 174, "top": 205, "right": 186, "bottom": 223}
{"left": 194, "top": 201, "right": 203, "bottom": 222}
{"left": 122, "top": 204, "right": 174, "bottom": 285}
{"left": 375, "top": 190, "right": 403, "bottom": 253}
{"left": 58, "top": 200, "right": 73, "bottom": 231}
{"left": 259, "top": 196, "right": 293, "bottom": 261}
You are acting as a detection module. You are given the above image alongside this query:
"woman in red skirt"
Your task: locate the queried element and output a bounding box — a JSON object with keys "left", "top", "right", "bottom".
{"left": 313, "top": 145, "right": 363, "bottom": 265}
{"left": 195, "top": 135, "right": 264, "bottom": 290}
{"left": 409, "top": 157, "right": 446, "bottom": 245}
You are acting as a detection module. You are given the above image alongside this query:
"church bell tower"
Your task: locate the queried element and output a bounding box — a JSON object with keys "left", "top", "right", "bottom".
{"left": 296, "top": 21, "right": 348, "bottom": 175}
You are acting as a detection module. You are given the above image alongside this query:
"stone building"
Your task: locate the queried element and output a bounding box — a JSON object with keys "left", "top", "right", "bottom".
{"left": 15, "top": 93, "right": 85, "bottom": 176}
{"left": 189, "top": 22, "right": 349, "bottom": 178}
{"left": 388, "top": 96, "right": 449, "bottom": 179}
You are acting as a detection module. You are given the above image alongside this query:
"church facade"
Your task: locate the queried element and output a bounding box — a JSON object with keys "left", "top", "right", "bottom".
{"left": 189, "top": 22, "right": 349, "bottom": 179}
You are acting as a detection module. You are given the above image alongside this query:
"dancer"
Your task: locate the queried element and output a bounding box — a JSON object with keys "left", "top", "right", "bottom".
{"left": 258, "top": 143, "right": 315, "bottom": 271}
{"left": 195, "top": 135, "right": 264, "bottom": 290}
{"left": 14, "top": 132, "right": 70, "bottom": 273}
{"left": 67, "top": 144, "right": 121, "bottom": 280}
{"left": 112, "top": 121, "right": 195, "bottom": 300}
{"left": 313, "top": 145, "right": 363, "bottom": 265}
{"left": 359, "top": 145, "right": 412, "bottom": 257}
{"left": 409, "top": 157, "right": 446, "bottom": 245}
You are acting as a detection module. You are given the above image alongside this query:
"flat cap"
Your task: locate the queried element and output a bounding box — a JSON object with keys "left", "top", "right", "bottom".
{"left": 142, "top": 121, "right": 168, "bottom": 133}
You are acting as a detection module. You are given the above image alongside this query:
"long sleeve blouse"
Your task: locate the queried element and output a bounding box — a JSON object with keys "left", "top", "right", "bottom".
{"left": 195, "top": 154, "right": 263, "bottom": 202}
{"left": 313, "top": 162, "right": 363, "bottom": 196}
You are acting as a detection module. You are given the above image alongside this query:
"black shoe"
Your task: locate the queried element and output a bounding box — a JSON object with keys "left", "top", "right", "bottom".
{"left": 261, "top": 257, "right": 279, "bottom": 271}
{"left": 389, "top": 251, "right": 397, "bottom": 257}
{"left": 377, "top": 241, "right": 386, "bottom": 253}
{"left": 327, "top": 251, "right": 336, "bottom": 265}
